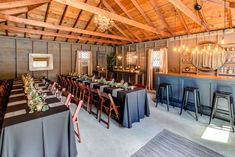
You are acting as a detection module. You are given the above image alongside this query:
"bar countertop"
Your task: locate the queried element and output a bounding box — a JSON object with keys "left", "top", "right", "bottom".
{"left": 156, "top": 72, "right": 235, "bottom": 81}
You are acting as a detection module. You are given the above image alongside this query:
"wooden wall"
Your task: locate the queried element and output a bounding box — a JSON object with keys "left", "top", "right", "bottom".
{"left": 0, "top": 36, "right": 114, "bottom": 81}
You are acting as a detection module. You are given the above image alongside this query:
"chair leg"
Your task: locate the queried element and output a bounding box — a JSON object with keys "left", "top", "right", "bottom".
{"left": 209, "top": 93, "right": 216, "bottom": 124}
{"left": 166, "top": 86, "right": 170, "bottom": 111}
{"left": 197, "top": 91, "right": 202, "bottom": 116}
{"left": 75, "top": 121, "right": 81, "bottom": 143}
{"left": 194, "top": 90, "right": 198, "bottom": 121}
{"left": 156, "top": 86, "right": 161, "bottom": 107}
{"left": 107, "top": 108, "right": 111, "bottom": 129}
{"left": 184, "top": 91, "right": 189, "bottom": 111}
{"left": 180, "top": 89, "right": 186, "bottom": 115}
{"left": 227, "top": 97, "right": 234, "bottom": 132}
{"left": 99, "top": 102, "right": 103, "bottom": 122}
{"left": 170, "top": 86, "right": 174, "bottom": 108}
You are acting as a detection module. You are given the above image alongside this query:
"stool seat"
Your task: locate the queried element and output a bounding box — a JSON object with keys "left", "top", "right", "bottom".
{"left": 159, "top": 83, "right": 171, "bottom": 88}
{"left": 214, "top": 91, "right": 232, "bottom": 96}
{"left": 184, "top": 87, "right": 199, "bottom": 92}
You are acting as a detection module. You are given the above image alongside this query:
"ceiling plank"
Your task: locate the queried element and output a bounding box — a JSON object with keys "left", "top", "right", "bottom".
{"left": 76, "top": 0, "right": 99, "bottom": 43}
{"left": 54, "top": 0, "right": 168, "bottom": 35}
{"left": 227, "top": 8, "right": 233, "bottom": 28}
{"left": 113, "top": 0, "right": 153, "bottom": 40}
{"left": 0, "top": 25, "right": 124, "bottom": 45}
{"left": 168, "top": 0, "right": 209, "bottom": 31}
{"left": 40, "top": 2, "right": 51, "bottom": 39}
{"left": 102, "top": 0, "right": 141, "bottom": 42}
{"left": 0, "top": 0, "right": 51, "bottom": 9}
{"left": 149, "top": 0, "right": 173, "bottom": 36}
{"left": 65, "top": 0, "right": 87, "bottom": 42}
{"left": 175, "top": 8, "right": 190, "bottom": 34}
{"left": 204, "top": 0, "right": 235, "bottom": 9}
{"left": 54, "top": 5, "right": 68, "bottom": 41}
{"left": 0, "top": 13, "right": 132, "bottom": 41}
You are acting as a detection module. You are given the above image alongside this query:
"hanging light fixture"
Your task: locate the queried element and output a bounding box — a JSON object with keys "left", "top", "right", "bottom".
{"left": 94, "top": 8, "right": 114, "bottom": 32}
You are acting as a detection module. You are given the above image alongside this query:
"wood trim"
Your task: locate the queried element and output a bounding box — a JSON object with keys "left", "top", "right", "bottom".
{"left": 0, "top": 13, "right": 131, "bottom": 41}
{"left": 0, "top": 7, "right": 28, "bottom": 22}
{"left": 227, "top": 8, "right": 233, "bottom": 28}
{"left": 24, "top": 12, "right": 28, "bottom": 38}
{"left": 54, "top": 0, "right": 168, "bottom": 35}
{"left": 0, "top": 25, "right": 125, "bottom": 45}
{"left": 0, "top": 0, "right": 51, "bottom": 9}
{"left": 54, "top": 5, "right": 68, "bottom": 41}
{"left": 204, "top": 0, "right": 235, "bottom": 9}
{"left": 40, "top": 2, "right": 51, "bottom": 39}
{"left": 168, "top": 0, "right": 209, "bottom": 31}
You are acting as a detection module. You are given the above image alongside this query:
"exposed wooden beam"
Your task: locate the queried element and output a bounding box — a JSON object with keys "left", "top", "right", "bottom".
{"left": 65, "top": 0, "right": 87, "bottom": 42}
{"left": 175, "top": 8, "right": 190, "bottom": 34}
{"left": 40, "top": 2, "right": 51, "bottom": 39}
{"left": 227, "top": 8, "right": 233, "bottom": 28}
{"left": 24, "top": 12, "right": 28, "bottom": 38}
{"left": 168, "top": 0, "right": 209, "bottom": 31}
{"left": 0, "top": 25, "right": 124, "bottom": 45}
{"left": 4, "top": 21, "right": 8, "bottom": 36}
{"left": 113, "top": 0, "right": 153, "bottom": 40}
{"left": 149, "top": 0, "right": 173, "bottom": 36}
{"left": 0, "top": 7, "right": 28, "bottom": 22}
{"left": 54, "top": 0, "right": 168, "bottom": 35}
{"left": 0, "top": 13, "right": 131, "bottom": 41}
{"left": 102, "top": 0, "right": 141, "bottom": 42}
{"left": 0, "top": 0, "right": 51, "bottom": 9}
{"left": 54, "top": 5, "right": 68, "bottom": 41}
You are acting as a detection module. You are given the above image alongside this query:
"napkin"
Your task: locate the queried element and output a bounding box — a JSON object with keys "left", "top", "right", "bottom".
{"left": 100, "top": 85, "right": 109, "bottom": 92}
{"left": 10, "top": 93, "right": 24, "bottom": 98}
{"left": 90, "top": 82, "right": 98, "bottom": 88}
{"left": 5, "top": 109, "right": 27, "bottom": 118}
{"left": 8, "top": 100, "right": 27, "bottom": 106}
{"left": 49, "top": 102, "right": 64, "bottom": 108}
{"left": 11, "top": 88, "right": 23, "bottom": 92}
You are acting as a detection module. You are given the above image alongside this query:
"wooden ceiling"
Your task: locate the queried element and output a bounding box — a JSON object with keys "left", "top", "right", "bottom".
{"left": 0, "top": 0, "right": 234, "bottom": 46}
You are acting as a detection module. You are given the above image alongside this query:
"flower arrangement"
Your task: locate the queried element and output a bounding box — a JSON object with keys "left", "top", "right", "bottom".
{"left": 22, "top": 74, "right": 49, "bottom": 113}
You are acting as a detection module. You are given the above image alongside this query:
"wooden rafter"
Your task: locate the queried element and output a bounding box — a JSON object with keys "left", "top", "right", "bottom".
{"left": 149, "top": 0, "right": 173, "bottom": 36}
{"left": 113, "top": 0, "right": 153, "bottom": 40}
{"left": 0, "top": 0, "right": 51, "bottom": 9}
{"left": 102, "top": 0, "right": 141, "bottom": 42}
{"left": 0, "top": 25, "right": 124, "bottom": 45}
{"left": 54, "top": 5, "right": 68, "bottom": 41}
{"left": 77, "top": 0, "right": 98, "bottom": 43}
{"left": 175, "top": 8, "right": 190, "bottom": 34}
{"left": 54, "top": 0, "right": 168, "bottom": 35}
{"left": 24, "top": 12, "right": 28, "bottom": 38}
{"left": 40, "top": 2, "right": 51, "bottom": 39}
{"left": 65, "top": 0, "right": 87, "bottom": 42}
{"left": 0, "top": 13, "right": 132, "bottom": 41}
{"left": 0, "top": 7, "right": 28, "bottom": 22}
{"left": 4, "top": 21, "right": 8, "bottom": 36}
{"left": 227, "top": 8, "right": 233, "bottom": 28}
{"left": 168, "top": 0, "right": 210, "bottom": 31}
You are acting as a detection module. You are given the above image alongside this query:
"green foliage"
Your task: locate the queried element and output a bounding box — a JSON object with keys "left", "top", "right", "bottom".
{"left": 107, "top": 52, "right": 116, "bottom": 71}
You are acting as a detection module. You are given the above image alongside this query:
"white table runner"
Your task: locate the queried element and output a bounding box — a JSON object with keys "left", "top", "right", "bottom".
{"left": 4, "top": 109, "right": 27, "bottom": 118}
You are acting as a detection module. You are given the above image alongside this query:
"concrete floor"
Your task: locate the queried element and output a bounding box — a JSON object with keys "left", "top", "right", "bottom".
{"left": 73, "top": 94, "right": 235, "bottom": 157}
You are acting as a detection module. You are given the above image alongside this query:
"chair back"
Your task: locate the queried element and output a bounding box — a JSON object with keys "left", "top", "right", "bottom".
{"left": 50, "top": 82, "right": 57, "bottom": 94}
{"left": 72, "top": 100, "right": 83, "bottom": 122}
{"left": 108, "top": 94, "right": 119, "bottom": 117}
{"left": 57, "top": 88, "right": 66, "bottom": 99}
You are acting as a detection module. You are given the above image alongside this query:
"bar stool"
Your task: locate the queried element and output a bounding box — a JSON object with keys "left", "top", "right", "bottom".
{"left": 209, "top": 91, "right": 234, "bottom": 132}
{"left": 180, "top": 87, "right": 201, "bottom": 121}
{"left": 156, "top": 83, "right": 173, "bottom": 111}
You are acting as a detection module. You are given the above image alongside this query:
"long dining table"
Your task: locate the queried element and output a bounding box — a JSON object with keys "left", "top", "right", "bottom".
{"left": 69, "top": 76, "right": 150, "bottom": 128}
{"left": 0, "top": 79, "right": 77, "bottom": 157}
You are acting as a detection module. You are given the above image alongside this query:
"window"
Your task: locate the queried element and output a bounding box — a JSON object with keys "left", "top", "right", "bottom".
{"left": 152, "top": 50, "right": 161, "bottom": 67}
{"left": 79, "top": 51, "right": 89, "bottom": 67}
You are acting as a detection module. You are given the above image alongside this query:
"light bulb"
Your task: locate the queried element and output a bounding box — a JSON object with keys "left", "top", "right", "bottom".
{"left": 173, "top": 47, "right": 177, "bottom": 52}
{"left": 182, "top": 45, "right": 185, "bottom": 49}
{"left": 208, "top": 45, "right": 211, "bottom": 50}
{"left": 192, "top": 50, "right": 195, "bottom": 54}
{"left": 215, "top": 47, "right": 218, "bottom": 52}
{"left": 186, "top": 47, "right": 189, "bottom": 52}
{"left": 195, "top": 46, "right": 198, "bottom": 51}
{"left": 221, "top": 38, "right": 225, "bottom": 45}
{"left": 177, "top": 48, "right": 181, "bottom": 52}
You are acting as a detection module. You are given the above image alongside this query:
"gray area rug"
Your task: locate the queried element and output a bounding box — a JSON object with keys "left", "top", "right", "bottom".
{"left": 131, "top": 129, "right": 225, "bottom": 157}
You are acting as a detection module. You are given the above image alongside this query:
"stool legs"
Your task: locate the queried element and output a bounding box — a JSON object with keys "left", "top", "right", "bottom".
{"left": 166, "top": 86, "right": 169, "bottom": 111}
{"left": 194, "top": 90, "right": 198, "bottom": 121}
{"left": 180, "top": 90, "right": 186, "bottom": 115}
{"left": 228, "top": 97, "right": 234, "bottom": 132}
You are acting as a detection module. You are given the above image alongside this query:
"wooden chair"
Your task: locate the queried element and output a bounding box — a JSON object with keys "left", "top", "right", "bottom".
{"left": 79, "top": 83, "right": 90, "bottom": 111}
{"left": 60, "top": 90, "right": 73, "bottom": 107}
{"left": 89, "top": 88, "right": 100, "bottom": 119}
{"left": 97, "top": 90, "right": 121, "bottom": 129}
{"left": 70, "top": 98, "right": 83, "bottom": 143}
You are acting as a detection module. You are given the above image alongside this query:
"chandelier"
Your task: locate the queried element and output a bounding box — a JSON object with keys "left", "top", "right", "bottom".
{"left": 94, "top": 14, "right": 114, "bottom": 32}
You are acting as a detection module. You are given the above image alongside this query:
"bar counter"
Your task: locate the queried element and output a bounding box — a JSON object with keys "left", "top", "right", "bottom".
{"left": 156, "top": 72, "right": 235, "bottom": 117}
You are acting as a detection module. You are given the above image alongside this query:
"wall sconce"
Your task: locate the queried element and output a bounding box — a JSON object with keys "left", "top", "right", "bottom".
{"left": 133, "top": 55, "right": 138, "bottom": 59}
{"left": 117, "top": 55, "right": 122, "bottom": 60}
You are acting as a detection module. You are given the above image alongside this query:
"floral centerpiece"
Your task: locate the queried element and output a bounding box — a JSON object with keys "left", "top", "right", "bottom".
{"left": 22, "top": 74, "right": 49, "bottom": 113}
